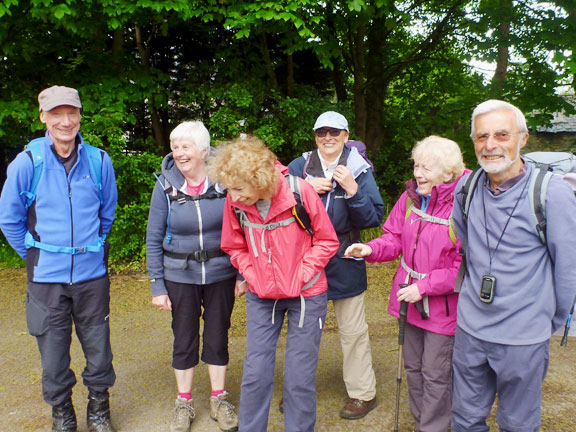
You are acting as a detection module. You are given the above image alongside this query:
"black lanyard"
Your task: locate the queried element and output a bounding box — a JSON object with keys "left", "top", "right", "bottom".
{"left": 481, "top": 173, "right": 528, "bottom": 273}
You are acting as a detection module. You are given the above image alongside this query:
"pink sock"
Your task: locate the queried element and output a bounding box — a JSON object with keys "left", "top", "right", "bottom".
{"left": 211, "top": 389, "right": 225, "bottom": 398}
{"left": 178, "top": 392, "right": 192, "bottom": 401}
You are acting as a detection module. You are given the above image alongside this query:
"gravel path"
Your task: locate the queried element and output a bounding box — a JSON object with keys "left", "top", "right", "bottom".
{"left": 1, "top": 266, "right": 575, "bottom": 431}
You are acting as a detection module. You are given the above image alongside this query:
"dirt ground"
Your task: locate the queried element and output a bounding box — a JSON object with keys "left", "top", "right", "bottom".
{"left": 1, "top": 264, "right": 575, "bottom": 432}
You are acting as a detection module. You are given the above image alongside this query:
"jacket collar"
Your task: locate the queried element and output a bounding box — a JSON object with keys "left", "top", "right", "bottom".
{"left": 405, "top": 169, "right": 472, "bottom": 209}
{"left": 303, "top": 146, "right": 371, "bottom": 180}
{"left": 161, "top": 149, "right": 220, "bottom": 193}
{"left": 230, "top": 162, "right": 296, "bottom": 223}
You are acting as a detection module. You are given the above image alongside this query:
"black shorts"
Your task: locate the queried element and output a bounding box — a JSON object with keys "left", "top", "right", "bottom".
{"left": 166, "top": 277, "right": 236, "bottom": 369}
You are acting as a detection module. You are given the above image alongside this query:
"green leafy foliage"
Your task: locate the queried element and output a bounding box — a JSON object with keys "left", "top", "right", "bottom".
{"left": 0, "top": 233, "right": 25, "bottom": 269}
{"left": 0, "top": 0, "right": 575, "bottom": 267}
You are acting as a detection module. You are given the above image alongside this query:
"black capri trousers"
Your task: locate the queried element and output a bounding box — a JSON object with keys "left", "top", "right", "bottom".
{"left": 166, "top": 277, "right": 236, "bottom": 370}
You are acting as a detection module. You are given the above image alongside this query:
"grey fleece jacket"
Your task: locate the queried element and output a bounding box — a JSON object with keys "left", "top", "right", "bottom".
{"left": 453, "top": 162, "right": 576, "bottom": 345}
{"left": 146, "top": 153, "right": 236, "bottom": 296}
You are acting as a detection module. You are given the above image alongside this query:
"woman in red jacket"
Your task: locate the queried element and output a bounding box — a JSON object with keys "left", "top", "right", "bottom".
{"left": 207, "top": 136, "right": 338, "bottom": 432}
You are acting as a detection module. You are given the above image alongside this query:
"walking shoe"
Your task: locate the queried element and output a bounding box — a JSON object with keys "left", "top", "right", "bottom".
{"left": 339, "top": 396, "right": 378, "bottom": 420}
{"left": 171, "top": 396, "right": 195, "bottom": 432}
{"left": 52, "top": 398, "right": 77, "bottom": 432}
{"left": 210, "top": 391, "right": 238, "bottom": 432}
{"left": 278, "top": 397, "right": 284, "bottom": 414}
{"left": 87, "top": 390, "right": 115, "bottom": 432}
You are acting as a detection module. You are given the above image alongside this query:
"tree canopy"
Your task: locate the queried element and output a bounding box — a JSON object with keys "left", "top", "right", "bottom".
{"left": 0, "top": 0, "right": 574, "bottom": 265}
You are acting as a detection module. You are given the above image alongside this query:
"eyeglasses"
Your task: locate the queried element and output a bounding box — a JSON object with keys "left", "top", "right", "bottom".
{"left": 472, "top": 131, "right": 521, "bottom": 144}
{"left": 315, "top": 128, "right": 342, "bottom": 137}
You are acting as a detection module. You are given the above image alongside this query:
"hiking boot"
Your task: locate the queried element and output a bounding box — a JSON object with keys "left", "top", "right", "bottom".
{"left": 52, "top": 398, "right": 77, "bottom": 432}
{"left": 339, "top": 396, "right": 378, "bottom": 420}
{"left": 278, "top": 397, "right": 284, "bottom": 414}
{"left": 87, "top": 390, "right": 115, "bottom": 432}
{"left": 171, "top": 396, "right": 195, "bottom": 432}
{"left": 210, "top": 391, "right": 238, "bottom": 432}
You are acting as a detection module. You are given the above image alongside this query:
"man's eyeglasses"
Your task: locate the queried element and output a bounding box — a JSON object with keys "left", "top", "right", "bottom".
{"left": 315, "top": 128, "right": 342, "bottom": 138}
{"left": 473, "top": 131, "right": 521, "bottom": 144}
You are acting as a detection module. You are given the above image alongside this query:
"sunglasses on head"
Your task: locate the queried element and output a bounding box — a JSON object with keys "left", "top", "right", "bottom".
{"left": 315, "top": 128, "right": 342, "bottom": 137}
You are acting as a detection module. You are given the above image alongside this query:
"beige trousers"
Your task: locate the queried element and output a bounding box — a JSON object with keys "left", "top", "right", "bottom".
{"left": 333, "top": 292, "right": 377, "bottom": 401}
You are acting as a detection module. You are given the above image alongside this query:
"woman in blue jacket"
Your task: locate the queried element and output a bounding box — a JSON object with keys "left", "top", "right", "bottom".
{"left": 288, "top": 111, "right": 385, "bottom": 419}
{"left": 146, "top": 121, "right": 240, "bottom": 432}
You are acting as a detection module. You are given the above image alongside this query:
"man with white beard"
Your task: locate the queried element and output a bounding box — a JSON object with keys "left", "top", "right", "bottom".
{"left": 450, "top": 100, "right": 576, "bottom": 432}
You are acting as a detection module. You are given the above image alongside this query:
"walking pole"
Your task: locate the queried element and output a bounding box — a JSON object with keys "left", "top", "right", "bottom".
{"left": 561, "top": 304, "right": 574, "bottom": 347}
{"left": 393, "top": 294, "right": 409, "bottom": 432}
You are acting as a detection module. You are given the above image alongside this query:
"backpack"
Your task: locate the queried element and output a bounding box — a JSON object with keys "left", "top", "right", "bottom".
{"left": 289, "top": 142, "right": 373, "bottom": 236}
{"left": 234, "top": 174, "right": 320, "bottom": 321}
{"left": 22, "top": 138, "right": 104, "bottom": 211}
{"left": 234, "top": 174, "right": 313, "bottom": 236}
{"left": 454, "top": 152, "right": 576, "bottom": 292}
{"left": 22, "top": 139, "right": 106, "bottom": 254}
{"left": 404, "top": 196, "right": 457, "bottom": 245}
{"left": 346, "top": 140, "right": 374, "bottom": 171}
{"left": 154, "top": 172, "right": 228, "bottom": 244}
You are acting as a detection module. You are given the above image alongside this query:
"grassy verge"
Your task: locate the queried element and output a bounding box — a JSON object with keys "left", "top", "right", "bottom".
{"left": 0, "top": 234, "right": 25, "bottom": 269}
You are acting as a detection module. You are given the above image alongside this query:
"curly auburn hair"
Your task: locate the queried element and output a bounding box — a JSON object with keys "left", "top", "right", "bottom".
{"left": 207, "top": 136, "right": 278, "bottom": 200}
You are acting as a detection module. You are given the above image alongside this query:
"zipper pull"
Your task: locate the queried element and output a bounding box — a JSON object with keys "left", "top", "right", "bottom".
{"left": 268, "top": 250, "right": 272, "bottom": 264}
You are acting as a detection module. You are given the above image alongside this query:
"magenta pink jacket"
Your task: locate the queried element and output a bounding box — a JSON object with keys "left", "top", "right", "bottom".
{"left": 365, "top": 172, "right": 469, "bottom": 335}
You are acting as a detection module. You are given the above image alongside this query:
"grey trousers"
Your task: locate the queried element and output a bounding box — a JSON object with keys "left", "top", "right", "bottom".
{"left": 451, "top": 327, "right": 549, "bottom": 432}
{"left": 403, "top": 323, "right": 454, "bottom": 432}
{"left": 26, "top": 275, "right": 116, "bottom": 406}
{"left": 238, "top": 291, "right": 327, "bottom": 432}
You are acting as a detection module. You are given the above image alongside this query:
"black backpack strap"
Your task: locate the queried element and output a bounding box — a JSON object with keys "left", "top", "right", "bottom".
{"left": 286, "top": 174, "right": 313, "bottom": 235}
{"left": 454, "top": 169, "right": 483, "bottom": 293}
{"left": 168, "top": 191, "right": 227, "bottom": 203}
{"left": 164, "top": 249, "right": 225, "bottom": 262}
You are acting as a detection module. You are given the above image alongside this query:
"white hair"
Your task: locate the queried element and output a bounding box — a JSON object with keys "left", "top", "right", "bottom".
{"left": 470, "top": 100, "right": 528, "bottom": 137}
{"left": 411, "top": 135, "right": 465, "bottom": 183}
{"left": 170, "top": 121, "right": 210, "bottom": 153}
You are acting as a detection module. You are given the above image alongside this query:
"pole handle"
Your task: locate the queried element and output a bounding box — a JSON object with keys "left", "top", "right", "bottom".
{"left": 398, "top": 283, "right": 409, "bottom": 346}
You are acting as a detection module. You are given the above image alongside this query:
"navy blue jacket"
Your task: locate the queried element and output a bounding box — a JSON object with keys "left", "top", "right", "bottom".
{"left": 289, "top": 146, "right": 384, "bottom": 300}
{"left": 146, "top": 153, "right": 236, "bottom": 296}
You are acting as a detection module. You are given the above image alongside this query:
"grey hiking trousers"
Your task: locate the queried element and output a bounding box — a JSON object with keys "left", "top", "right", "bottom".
{"left": 239, "top": 290, "right": 327, "bottom": 432}
{"left": 26, "top": 275, "right": 116, "bottom": 406}
{"left": 451, "top": 327, "right": 549, "bottom": 432}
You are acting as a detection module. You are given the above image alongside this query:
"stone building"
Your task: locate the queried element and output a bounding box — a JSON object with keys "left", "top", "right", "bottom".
{"left": 524, "top": 99, "right": 576, "bottom": 153}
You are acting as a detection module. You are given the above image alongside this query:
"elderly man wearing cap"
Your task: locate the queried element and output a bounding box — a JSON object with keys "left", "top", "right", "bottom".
{"left": 0, "top": 86, "right": 118, "bottom": 432}
{"left": 289, "top": 111, "right": 384, "bottom": 419}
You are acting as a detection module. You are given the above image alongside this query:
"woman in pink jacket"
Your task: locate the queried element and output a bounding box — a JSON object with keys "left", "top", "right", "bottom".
{"left": 207, "top": 136, "right": 338, "bottom": 432}
{"left": 345, "top": 136, "right": 467, "bottom": 432}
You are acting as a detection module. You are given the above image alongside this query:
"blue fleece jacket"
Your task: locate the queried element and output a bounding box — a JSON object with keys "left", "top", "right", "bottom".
{"left": 453, "top": 162, "right": 576, "bottom": 345}
{"left": 0, "top": 132, "right": 117, "bottom": 283}
{"left": 288, "top": 146, "right": 385, "bottom": 300}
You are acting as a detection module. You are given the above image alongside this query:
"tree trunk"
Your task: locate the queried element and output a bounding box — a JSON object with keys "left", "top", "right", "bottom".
{"left": 112, "top": 27, "right": 124, "bottom": 61}
{"left": 350, "top": 19, "right": 367, "bottom": 140}
{"left": 490, "top": 0, "right": 512, "bottom": 96}
{"left": 570, "top": 7, "right": 576, "bottom": 91}
{"left": 332, "top": 59, "right": 347, "bottom": 103}
{"left": 363, "top": 17, "right": 388, "bottom": 155}
{"left": 287, "top": 53, "right": 294, "bottom": 98}
{"left": 134, "top": 24, "right": 168, "bottom": 152}
{"left": 259, "top": 30, "right": 280, "bottom": 93}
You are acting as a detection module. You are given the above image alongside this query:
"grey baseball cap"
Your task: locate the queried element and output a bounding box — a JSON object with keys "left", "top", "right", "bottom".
{"left": 313, "top": 111, "right": 349, "bottom": 131}
{"left": 38, "top": 86, "right": 82, "bottom": 112}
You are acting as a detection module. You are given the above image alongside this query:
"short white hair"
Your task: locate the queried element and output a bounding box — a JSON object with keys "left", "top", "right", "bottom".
{"left": 411, "top": 135, "right": 465, "bottom": 183}
{"left": 470, "top": 100, "right": 528, "bottom": 137}
{"left": 170, "top": 121, "right": 210, "bottom": 153}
